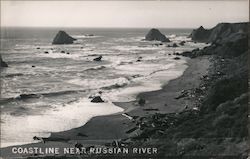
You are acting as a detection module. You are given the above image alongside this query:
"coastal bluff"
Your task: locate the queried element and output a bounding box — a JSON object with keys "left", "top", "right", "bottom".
{"left": 183, "top": 22, "right": 249, "bottom": 58}
{"left": 52, "top": 31, "right": 76, "bottom": 44}
{"left": 0, "top": 54, "right": 8, "bottom": 67}
{"left": 190, "top": 22, "right": 248, "bottom": 43}
{"left": 145, "top": 28, "right": 170, "bottom": 42}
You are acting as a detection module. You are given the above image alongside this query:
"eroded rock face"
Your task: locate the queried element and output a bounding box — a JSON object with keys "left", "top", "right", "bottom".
{"left": 190, "top": 22, "right": 248, "bottom": 43}
{"left": 183, "top": 32, "right": 248, "bottom": 58}
{"left": 0, "top": 54, "right": 8, "bottom": 67}
{"left": 190, "top": 26, "right": 211, "bottom": 42}
{"left": 183, "top": 22, "right": 248, "bottom": 58}
{"left": 145, "top": 29, "right": 170, "bottom": 42}
{"left": 52, "top": 31, "right": 76, "bottom": 44}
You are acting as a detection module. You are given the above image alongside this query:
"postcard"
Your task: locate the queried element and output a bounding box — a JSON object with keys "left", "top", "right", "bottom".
{"left": 0, "top": 0, "right": 249, "bottom": 158}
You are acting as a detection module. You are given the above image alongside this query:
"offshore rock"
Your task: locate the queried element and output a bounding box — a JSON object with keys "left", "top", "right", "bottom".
{"left": 145, "top": 29, "right": 170, "bottom": 42}
{"left": 0, "top": 54, "right": 8, "bottom": 67}
{"left": 91, "top": 96, "right": 104, "bottom": 103}
{"left": 93, "top": 55, "right": 102, "bottom": 61}
{"left": 52, "top": 31, "right": 76, "bottom": 44}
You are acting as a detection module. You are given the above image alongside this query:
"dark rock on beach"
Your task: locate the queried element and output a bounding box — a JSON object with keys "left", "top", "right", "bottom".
{"left": 138, "top": 98, "right": 146, "bottom": 106}
{"left": 52, "top": 30, "right": 76, "bottom": 44}
{"left": 0, "top": 54, "right": 8, "bottom": 67}
{"left": 91, "top": 96, "right": 104, "bottom": 103}
{"left": 145, "top": 28, "right": 170, "bottom": 42}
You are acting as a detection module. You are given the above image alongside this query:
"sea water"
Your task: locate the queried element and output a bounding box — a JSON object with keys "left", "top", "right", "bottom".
{"left": 0, "top": 27, "right": 207, "bottom": 147}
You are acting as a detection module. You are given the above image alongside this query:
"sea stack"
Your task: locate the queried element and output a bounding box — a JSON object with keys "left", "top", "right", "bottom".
{"left": 145, "top": 28, "right": 170, "bottom": 42}
{"left": 52, "top": 30, "right": 76, "bottom": 44}
{"left": 0, "top": 54, "right": 8, "bottom": 67}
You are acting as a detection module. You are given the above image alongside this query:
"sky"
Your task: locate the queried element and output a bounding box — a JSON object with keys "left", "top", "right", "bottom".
{"left": 0, "top": 0, "right": 249, "bottom": 28}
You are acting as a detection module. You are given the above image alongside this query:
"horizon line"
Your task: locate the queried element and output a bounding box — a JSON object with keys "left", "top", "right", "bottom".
{"left": 0, "top": 26, "right": 197, "bottom": 29}
{"left": 1, "top": 21, "right": 248, "bottom": 29}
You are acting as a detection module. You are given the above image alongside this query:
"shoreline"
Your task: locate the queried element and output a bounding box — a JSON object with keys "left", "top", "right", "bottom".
{"left": 0, "top": 22, "right": 248, "bottom": 158}
{"left": 0, "top": 55, "right": 211, "bottom": 158}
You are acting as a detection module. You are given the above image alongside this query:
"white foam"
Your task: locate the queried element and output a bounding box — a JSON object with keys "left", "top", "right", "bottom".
{"left": 168, "top": 34, "right": 177, "bottom": 38}
{"left": 104, "top": 59, "right": 188, "bottom": 102}
{"left": 38, "top": 52, "right": 83, "bottom": 60}
{"left": 112, "top": 45, "right": 160, "bottom": 51}
{"left": 72, "top": 35, "right": 103, "bottom": 39}
{"left": 114, "top": 36, "right": 144, "bottom": 42}
{"left": 67, "top": 77, "right": 130, "bottom": 90}
{"left": 105, "top": 64, "right": 187, "bottom": 102}
{"left": 1, "top": 98, "right": 123, "bottom": 148}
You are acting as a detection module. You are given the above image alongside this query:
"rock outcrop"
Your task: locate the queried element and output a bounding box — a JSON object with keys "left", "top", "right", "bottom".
{"left": 183, "top": 32, "right": 247, "bottom": 58}
{"left": 190, "top": 22, "right": 248, "bottom": 43}
{"left": 179, "top": 41, "right": 186, "bottom": 46}
{"left": 91, "top": 96, "right": 104, "bottom": 103}
{"left": 52, "top": 31, "right": 76, "bottom": 44}
{"left": 183, "top": 22, "right": 249, "bottom": 58}
{"left": 93, "top": 56, "right": 102, "bottom": 61}
{"left": 0, "top": 54, "right": 8, "bottom": 67}
{"left": 145, "top": 29, "right": 170, "bottom": 42}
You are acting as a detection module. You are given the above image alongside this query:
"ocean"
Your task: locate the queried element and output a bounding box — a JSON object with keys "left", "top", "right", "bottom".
{"left": 0, "top": 27, "right": 207, "bottom": 147}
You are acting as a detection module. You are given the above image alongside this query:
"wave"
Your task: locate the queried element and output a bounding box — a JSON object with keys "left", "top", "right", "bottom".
{"left": 38, "top": 52, "right": 84, "bottom": 60}
{"left": 0, "top": 90, "right": 84, "bottom": 105}
{"left": 1, "top": 97, "right": 123, "bottom": 147}
{"left": 84, "top": 65, "right": 106, "bottom": 71}
{"left": 2, "top": 73, "right": 24, "bottom": 78}
{"left": 167, "top": 35, "right": 191, "bottom": 42}
{"left": 101, "top": 82, "right": 128, "bottom": 90}
{"left": 67, "top": 77, "right": 131, "bottom": 91}
{"left": 168, "top": 34, "right": 177, "bottom": 38}
{"left": 112, "top": 45, "right": 160, "bottom": 51}
{"left": 72, "top": 35, "right": 102, "bottom": 39}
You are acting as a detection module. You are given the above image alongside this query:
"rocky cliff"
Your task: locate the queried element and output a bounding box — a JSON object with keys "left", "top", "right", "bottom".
{"left": 190, "top": 22, "right": 248, "bottom": 43}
